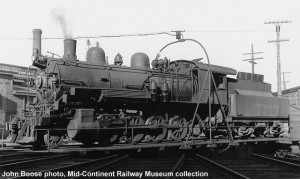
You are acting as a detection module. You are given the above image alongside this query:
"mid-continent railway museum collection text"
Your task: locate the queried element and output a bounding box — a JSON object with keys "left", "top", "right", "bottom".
{"left": 2, "top": 170, "right": 209, "bottom": 178}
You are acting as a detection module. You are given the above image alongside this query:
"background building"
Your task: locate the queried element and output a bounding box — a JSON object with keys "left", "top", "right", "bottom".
{"left": 282, "top": 86, "right": 300, "bottom": 106}
{"left": 0, "top": 63, "right": 37, "bottom": 129}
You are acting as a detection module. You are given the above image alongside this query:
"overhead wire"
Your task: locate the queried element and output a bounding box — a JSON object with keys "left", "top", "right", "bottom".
{"left": 0, "top": 29, "right": 276, "bottom": 40}
{"left": 186, "top": 30, "right": 271, "bottom": 33}
{"left": 0, "top": 31, "right": 176, "bottom": 40}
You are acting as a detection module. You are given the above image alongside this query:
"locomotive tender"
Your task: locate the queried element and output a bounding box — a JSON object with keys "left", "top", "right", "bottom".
{"left": 8, "top": 29, "right": 289, "bottom": 148}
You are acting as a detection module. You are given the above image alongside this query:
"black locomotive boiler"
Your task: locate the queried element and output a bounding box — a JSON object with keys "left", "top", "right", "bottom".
{"left": 8, "top": 29, "right": 289, "bottom": 148}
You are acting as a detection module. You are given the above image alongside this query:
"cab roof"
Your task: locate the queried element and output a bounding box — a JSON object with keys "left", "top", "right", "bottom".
{"left": 170, "top": 60, "right": 237, "bottom": 75}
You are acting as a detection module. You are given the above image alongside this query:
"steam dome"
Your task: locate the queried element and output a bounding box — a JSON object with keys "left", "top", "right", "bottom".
{"left": 130, "top": 52, "right": 150, "bottom": 69}
{"left": 86, "top": 46, "right": 106, "bottom": 65}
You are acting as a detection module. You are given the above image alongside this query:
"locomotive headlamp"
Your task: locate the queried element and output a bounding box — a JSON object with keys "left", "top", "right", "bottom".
{"left": 36, "top": 76, "right": 42, "bottom": 88}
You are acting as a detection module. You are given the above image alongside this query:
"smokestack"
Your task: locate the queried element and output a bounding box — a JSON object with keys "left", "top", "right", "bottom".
{"left": 63, "top": 39, "right": 77, "bottom": 60}
{"left": 32, "top": 29, "right": 42, "bottom": 55}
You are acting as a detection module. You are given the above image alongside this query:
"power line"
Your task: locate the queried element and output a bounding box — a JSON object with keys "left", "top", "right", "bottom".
{"left": 0, "top": 29, "right": 280, "bottom": 40}
{"left": 265, "top": 20, "right": 292, "bottom": 96}
{"left": 242, "top": 43, "right": 263, "bottom": 76}
{"left": 187, "top": 30, "right": 271, "bottom": 33}
{"left": 0, "top": 31, "right": 176, "bottom": 40}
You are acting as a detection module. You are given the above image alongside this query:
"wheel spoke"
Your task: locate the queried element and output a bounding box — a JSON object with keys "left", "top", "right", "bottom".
{"left": 146, "top": 116, "right": 167, "bottom": 142}
{"left": 44, "top": 133, "right": 62, "bottom": 148}
{"left": 128, "top": 116, "right": 145, "bottom": 143}
{"left": 169, "top": 117, "right": 188, "bottom": 141}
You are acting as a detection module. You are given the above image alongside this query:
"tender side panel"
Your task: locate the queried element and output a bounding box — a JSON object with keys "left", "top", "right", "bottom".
{"left": 230, "top": 94, "right": 289, "bottom": 118}
{"left": 289, "top": 105, "right": 300, "bottom": 141}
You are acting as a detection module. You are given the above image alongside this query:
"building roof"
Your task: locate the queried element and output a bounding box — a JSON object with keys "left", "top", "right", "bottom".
{"left": 273, "top": 86, "right": 300, "bottom": 96}
{"left": 0, "top": 63, "right": 37, "bottom": 77}
{"left": 282, "top": 86, "right": 300, "bottom": 94}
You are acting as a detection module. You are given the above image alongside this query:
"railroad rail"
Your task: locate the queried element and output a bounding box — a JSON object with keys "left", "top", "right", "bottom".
{"left": 257, "top": 153, "right": 300, "bottom": 165}
{"left": 0, "top": 154, "right": 70, "bottom": 171}
{"left": 0, "top": 152, "right": 124, "bottom": 179}
{"left": 213, "top": 153, "right": 300, "bottom": 178}
{"left": 2, "top": 150, "right": 300, "bottom": 179}
{"left": 96, "top": 153, "right": 251, "bottom": 178}
{"left": 252, "top": 153, "right": 300, "bottom": 172}
{"left": 0, "top": 153, "right": 61, "bottom": 166}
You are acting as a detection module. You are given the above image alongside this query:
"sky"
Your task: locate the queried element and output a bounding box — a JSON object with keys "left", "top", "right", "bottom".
{"left": 0, "top": 0, "right": 299, "bottom": 92}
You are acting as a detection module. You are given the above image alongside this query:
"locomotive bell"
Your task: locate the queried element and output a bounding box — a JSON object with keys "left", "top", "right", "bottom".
{"left": 131, "top": 52, "right": 150, "bottom": 69}
{"left": 114, "top": 53, "right": 123, "bottom": 65}
{"left": 63, "top": 39, "right": 77, "bottom": 60}
{"left": 86, "top": 46, "right": 106, "bottom": 65}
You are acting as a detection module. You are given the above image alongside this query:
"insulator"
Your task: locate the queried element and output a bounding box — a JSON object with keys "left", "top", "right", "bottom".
{"left": 176, "top": 31, "right": 182, "bottom": 40}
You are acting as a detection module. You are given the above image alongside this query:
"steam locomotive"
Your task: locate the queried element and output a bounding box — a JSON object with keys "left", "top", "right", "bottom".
{"left": 8, "top": 29, "right": 289, "bottom": 148}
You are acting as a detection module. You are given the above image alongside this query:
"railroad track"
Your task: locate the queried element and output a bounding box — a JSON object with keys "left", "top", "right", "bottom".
{"left": 0, "top": 152, "right": 122, "bottom": 179}
{"left": 211, "top": 153, "right": 300, "bottom": 179}
{"left": 257, "top": 153, "right": 300, "bottom": 165}
{"left": 0, "top": 152, "right": 57, "bottom": 165}
{"left": 1, "top": 150, "right": 300, "bottom": 179}
{"left": 0, "top": 149, "right": 36, "bottom": 158}
{"left": 92, "top": 152, "right": 300, "bottom": 179}
{"left": 97, "top": 152, "right": 249, "bottom": 179}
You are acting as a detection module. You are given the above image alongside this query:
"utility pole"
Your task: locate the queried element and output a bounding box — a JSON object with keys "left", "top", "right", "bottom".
{"left": 265, "top": 20, "right": 291, "bottom": 96}
{"left": 281, "top": 72, "right": 291, "bottom": 90}
{"left": 242, "top": 43, "right": 263, "bottom": 76}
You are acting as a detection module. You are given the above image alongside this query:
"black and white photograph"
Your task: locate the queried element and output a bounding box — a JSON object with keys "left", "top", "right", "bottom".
{"left": 0, "top": 0, "right": 300, "bottom": 178}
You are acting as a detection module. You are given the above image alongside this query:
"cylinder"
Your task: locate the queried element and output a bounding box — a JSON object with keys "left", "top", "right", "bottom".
{"left": 63, "top": 39, "right": 77, "bottom": 60}
{"left": 32, "top": 29, "right": 42, "bottom": 55}
{"left": 67, "top": 109, "right": 100, "bottom": 143}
